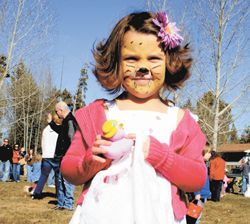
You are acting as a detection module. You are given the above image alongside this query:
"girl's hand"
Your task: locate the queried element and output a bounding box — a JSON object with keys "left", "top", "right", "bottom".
{"left": 195, "top": 194, "right": 201, "bottom": 201}
{"left": 47, "top": 113, "right": 52, "bottom": 123}
{"left": 125, "top": 133, "right": 136, "bottom": 144}
{"left": 92, "top": 135, "right": 111, "bottom": 163}
{"left": 125, "top": 133, "right": 150, "bottom": 159}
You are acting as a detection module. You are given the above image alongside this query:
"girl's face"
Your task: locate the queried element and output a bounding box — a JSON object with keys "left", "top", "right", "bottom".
{"left": 120, "top": 31, "right": 166, "bottom": 99}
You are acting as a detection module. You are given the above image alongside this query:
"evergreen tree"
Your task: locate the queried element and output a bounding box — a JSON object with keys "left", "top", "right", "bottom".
{"left": 240, "top": 126, "right": 250, "bottom": 143}
{"left": 73, "top": 64, "right": 88, "bottom": 112}
{"left": 0, "top": 55, "right": 7, "bottom": 77}
{"left": 8, "top": 61, "right": 41, "bottom": 151}
{"left": 0, "top": 55, "right": 8, "bottom": 120}
{"left": 229, "top": 123, "right": 238, "bottom": 143}
{"left": 181, "top": 99, "right": 194, "bottom": 111}
{"left": 59, "top": 88, "right": 74, "bottom": 110}
{"left": 196, "top": 91, "right": 233, "bottom": 146}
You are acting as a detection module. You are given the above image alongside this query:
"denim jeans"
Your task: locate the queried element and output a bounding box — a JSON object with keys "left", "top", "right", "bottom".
{"left": 0, "top": 160, "right": 11, "bottom": 182}
{"left": 12, "top": 163, "right": 21, "bottom": 182}
{"left": 57, "top": 172, "right": 75, "bottom": 210}
{"left": 0, "top": 161, "right": 2, "bottom": 179}
{"left": 31, "top": 161, "right": 41, "bottom": 183}
{"left": 33, "top": 158, "right": 60, "bottom": 195}
{"left": 242, "top": 176, "right": 247, "bottom": 193}
{"left": 26, "top": 164, "right": 33, "bottom": 182}
{"left": 48, "top": 169, "right": 55, "bottom": 186}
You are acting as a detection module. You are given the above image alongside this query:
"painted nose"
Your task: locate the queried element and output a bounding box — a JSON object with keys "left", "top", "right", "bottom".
{"left": 138, "top": 67, "right": 149, "bottom": 74}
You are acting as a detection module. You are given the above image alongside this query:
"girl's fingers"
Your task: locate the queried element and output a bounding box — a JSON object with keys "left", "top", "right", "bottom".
{"left": 92, "top": 146, "right": 107, "bottom": 155}
{"left": 93, "top": 134, "right": 112, "bottom": 147}
{"left": 92, "top": 155, "right": 106, "bottom": 163}
{"left": 93, "top": 139, "right": 112, "bottom": 147}
{"left": 125, "top": 133, "right": 136, "bottom": 139}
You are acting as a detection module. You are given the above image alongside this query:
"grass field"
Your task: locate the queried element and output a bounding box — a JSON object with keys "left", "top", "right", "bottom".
{"left": 0, "top": 179, "right": 250, "bottom": 224}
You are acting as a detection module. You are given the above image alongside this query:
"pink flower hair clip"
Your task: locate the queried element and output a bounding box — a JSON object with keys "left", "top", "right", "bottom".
{"left": 152, "top": 12, "right": 183, "bottom": 50}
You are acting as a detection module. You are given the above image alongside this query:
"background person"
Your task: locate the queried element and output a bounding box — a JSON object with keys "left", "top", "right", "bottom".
{"left": 19, "top": 147, "right": 27, "bottom": 177}
{"left": 25, "top": 149, "right": 42, "bottom": 193}
{"left": 0, "top": 138, "right": 13, "bottom": 182}
{"left": 48, "top": 101, "right": 78, "bottom": 210}
{"left": 240, "top": 157, "right": 250, "bottom": 194}
{"left": 209, "top": 150, "right": 225, "bottom": 202}
{"left": 12, "top": 144, "right": 21, "bottom": 182}
{"left": 32, "top": 113, "right": 62, "bottom": 198}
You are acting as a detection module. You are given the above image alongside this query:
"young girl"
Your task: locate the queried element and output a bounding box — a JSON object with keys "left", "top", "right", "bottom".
{"left": 61, "top": 11, "right": 206, "bottom": 224}
{"left": 24, "top": 149, "right": 42, "bottom": 195}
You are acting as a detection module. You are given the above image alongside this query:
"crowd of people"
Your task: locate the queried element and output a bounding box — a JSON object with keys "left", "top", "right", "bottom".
{"left": 0, "top": 139, "right": 43, "bottom": 185}
{"left": 186, "top": 146, "right": 250, "bottom": 224}
{"left": 186, "top": 143, "right": 227, "bottom": 224}
{"left": 0, "top": 101, "right": 78, "bottom": 212}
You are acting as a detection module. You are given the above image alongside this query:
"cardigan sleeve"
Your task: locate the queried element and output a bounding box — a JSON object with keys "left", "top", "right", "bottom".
{"left": 61, "top": 101, "right": 111, "bottom": 186}
{"left": 146, "top": 112, "right": 207, "bottom": 192}
{"left": 61, "top": 130, "right": 111, "bottom": 185}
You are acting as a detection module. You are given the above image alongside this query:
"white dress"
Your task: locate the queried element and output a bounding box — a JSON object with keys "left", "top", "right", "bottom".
{"left": 70, "top": 101, "right": 186, "bottom": 224}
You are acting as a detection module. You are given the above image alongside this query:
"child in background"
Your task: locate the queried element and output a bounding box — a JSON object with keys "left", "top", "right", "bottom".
{"left": 61, "top": 11, "right": 206, "bottom": 224}
{"left": 25, "top": 149, "right": 34, "bottom": 182}
{"left": 24, "top": 149, "right": 42, "bottom": 195}
{"left": 221, "top": 173, "right": 229, "bottom": 198}
{"left": 19, "top": 147, "right": 26, "bottom": 176}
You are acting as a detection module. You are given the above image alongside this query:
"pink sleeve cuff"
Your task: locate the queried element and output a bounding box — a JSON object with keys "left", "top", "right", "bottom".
{"left": 146, "top": 136, "right": 175, "bottom": 171}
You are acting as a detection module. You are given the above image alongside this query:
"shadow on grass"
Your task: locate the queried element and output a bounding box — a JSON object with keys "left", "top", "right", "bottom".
{"left": 41, "top": 192, "right": 56, "bottom": 198}
{"left": 48, "top": 200, "right": 57, "bottom": 205}
{"left": 40, "top": 192, "right": 57, "bottom": 205}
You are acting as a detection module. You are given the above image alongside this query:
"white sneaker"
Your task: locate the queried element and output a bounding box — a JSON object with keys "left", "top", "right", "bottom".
{"left": 23, "top": 186, "right": 33, "bottom": 194}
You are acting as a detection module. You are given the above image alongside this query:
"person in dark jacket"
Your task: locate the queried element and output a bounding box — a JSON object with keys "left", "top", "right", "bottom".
{"left": 46, "top": 101, "right": 78, "bottom": 211}
{"left": 51, "top": 102, "right": 78, "bottom": 162}
{"left": 0, "top": 138, "right": 13, "bottom": 182}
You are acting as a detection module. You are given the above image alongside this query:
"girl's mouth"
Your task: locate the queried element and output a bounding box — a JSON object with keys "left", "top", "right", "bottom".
{"left": 133, "top": 79, "right": 152, "bottom": 87}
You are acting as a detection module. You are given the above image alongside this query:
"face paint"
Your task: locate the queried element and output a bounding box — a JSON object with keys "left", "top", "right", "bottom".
{"left": 121, "top": 31, "right": 166, "bottom": 99}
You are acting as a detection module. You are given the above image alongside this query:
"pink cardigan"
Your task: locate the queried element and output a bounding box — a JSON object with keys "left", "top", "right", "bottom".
{"left": 61, "top": 100, "right": 206, "bottom": 220}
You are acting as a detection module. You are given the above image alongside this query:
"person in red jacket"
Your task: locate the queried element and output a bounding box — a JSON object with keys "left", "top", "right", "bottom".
{"left": 12, "top": 144, "right": 21, "bottom": 182}
{"left": 61, "top": 11, "right": 206, "bottom": 224}
{"left": 209, "top": 151, "right": 225, "bottom": 202}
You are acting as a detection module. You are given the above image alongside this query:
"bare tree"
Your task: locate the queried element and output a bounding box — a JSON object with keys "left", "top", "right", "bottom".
{"left": 145, "top": 0, "right": 250, "bottom": 150}
{"left": 191, "top": 0, "right": 250, "bottom": 150}
{"left": 146, "top": 0, "right": 168, "bottom": 11}
{"left": 0, "top": 0, "right": 55, "bottom": 88}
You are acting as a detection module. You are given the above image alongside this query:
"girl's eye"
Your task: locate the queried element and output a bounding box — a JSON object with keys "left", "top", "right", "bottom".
{"left": 124, "top": 57, "right": 137, "bottom": 62}
{"left": 149, "top": 57, "right": 161, "bottom": 61}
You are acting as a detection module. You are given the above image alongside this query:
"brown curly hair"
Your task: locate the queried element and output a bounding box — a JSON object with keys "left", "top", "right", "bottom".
{"left": 93, "top": 11, "right": 192, "bottom": 94}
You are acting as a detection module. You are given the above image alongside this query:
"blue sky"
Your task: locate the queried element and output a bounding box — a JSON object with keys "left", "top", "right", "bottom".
{"left": 51, "top": 0, "right": 147, "bottom": 104}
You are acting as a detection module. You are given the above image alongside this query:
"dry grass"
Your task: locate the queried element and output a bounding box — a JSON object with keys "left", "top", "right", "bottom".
{"left": 1, "top": 178, "right": 250, "bottom": 224}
